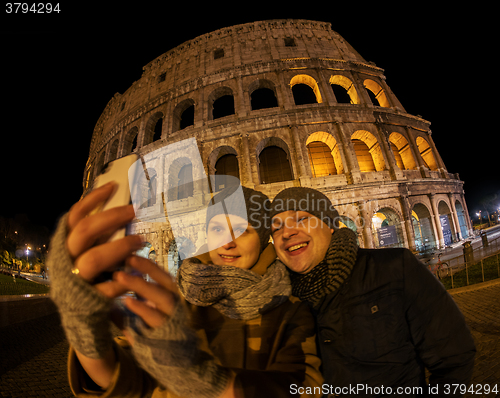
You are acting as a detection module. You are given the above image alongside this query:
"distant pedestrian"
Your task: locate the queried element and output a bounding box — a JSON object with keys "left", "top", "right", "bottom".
{"left": 12, "top": 273, "right": 16, "bottom": 283}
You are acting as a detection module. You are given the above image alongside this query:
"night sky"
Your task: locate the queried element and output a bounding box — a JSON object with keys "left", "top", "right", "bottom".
{"left": 2, "top": 5, "right": 498, "bottom": 233}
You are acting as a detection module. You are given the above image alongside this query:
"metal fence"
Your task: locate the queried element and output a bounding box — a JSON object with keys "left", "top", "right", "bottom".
{"left": 430, "top": 234, "right": 500, "bottom": 289}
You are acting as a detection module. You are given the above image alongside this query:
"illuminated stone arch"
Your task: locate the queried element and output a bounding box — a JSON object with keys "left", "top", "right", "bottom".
{"left": 438, "top": 200, "right": 454, "bottom": 246}
{"left": 289, "top": 74, "right": 323, "bottom": 104}
{"left": 329, "top": 75, "right": 359, "bottom": 104}
{"left": 363, "top": 79, "right": 390, "bottom": 107}
{"left": 351, "top": 130, "right": 386, "bottom": 172}
{"left": 411, "top": 202, "right": 437, "bottom": 252}
{"left": 371, "top": 206, "right": 404, "bottom": 248}
{"left": 416, "top": 136, "right": 438, "bottom": 171}
{"left": 389, "top": 132, "right": 417, "bottom": 170}
{"left": 306, "top": 131, "right": 344, "bottom": 176}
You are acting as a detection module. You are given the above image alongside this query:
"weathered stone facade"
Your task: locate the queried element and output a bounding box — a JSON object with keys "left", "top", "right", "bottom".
{"left": 83, "top": 19, "right": 472, "bottom": 272}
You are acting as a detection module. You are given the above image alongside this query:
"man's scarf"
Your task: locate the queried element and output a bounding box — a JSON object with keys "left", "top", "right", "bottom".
{"left": 288, "top": 228, "right": 358, "bottom": 306}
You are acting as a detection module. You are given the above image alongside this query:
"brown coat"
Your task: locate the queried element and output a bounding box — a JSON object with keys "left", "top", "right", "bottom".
{"left": 69, "top": 298, "right": 322, "bottom": 398}
{"left": 68, "top": 247, "right": 323, "bottom": 398}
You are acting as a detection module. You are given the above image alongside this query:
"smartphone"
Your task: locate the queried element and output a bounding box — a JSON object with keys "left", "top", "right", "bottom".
{"left": 90, "top": 154, "right": 140, "bottom": 283}
{"left": 90, "top": 154, "right": 139, "bottom": 242}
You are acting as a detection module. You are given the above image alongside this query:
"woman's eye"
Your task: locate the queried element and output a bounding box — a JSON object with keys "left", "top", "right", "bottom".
{"left": 298, "top": 216, "right": 308, "bottom": 223}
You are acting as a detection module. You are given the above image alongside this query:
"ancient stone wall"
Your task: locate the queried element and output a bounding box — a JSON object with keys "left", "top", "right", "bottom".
{"left": 84, "top": 19, "right": 472, "bottom": 272}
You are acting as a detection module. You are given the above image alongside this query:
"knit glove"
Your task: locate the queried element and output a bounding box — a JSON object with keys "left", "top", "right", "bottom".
{"left": 127, "top": 301, "right": 231, "bottom": 398}
{"left": 48, "top": 214, "right": 113, "bottom": 359}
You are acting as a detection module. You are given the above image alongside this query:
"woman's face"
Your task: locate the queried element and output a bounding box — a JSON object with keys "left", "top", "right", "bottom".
{"left": 207, "top": 214, "right": 260, "bottom": 270}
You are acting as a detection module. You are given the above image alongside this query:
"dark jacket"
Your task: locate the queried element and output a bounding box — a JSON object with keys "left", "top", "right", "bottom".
{"left": 314, "top": 248, "right": 475, "bottom": 397}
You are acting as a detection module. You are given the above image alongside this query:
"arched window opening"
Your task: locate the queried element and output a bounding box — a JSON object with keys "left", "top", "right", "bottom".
{"left": 329, "top": 75, "right": 359, "bottom": 104}
{"left": 144, "top": 112, "right": 164, "bottom": 146}
{"left": 137, "top": 167, "right": 156, "bottom": 209}
{"left": 177, "top": 163, "right": 194, "bottom": 200}
{"left": 123, "top": 127, "right": 139, "bottom": 154}
{"left": 416, "top": 136, "right": 438, "bottom": 171}
{"left": 292, "top": 84, "right": 317, "bottom": 105}
{"left": 331, "top": 85, "right": 351, "bottom": 104}
{"left": 214, "top": 154, "right": 240, "bottom": 191}
{"left": 153, "top": 118, "right": 163, "bottom": 142}
{"left": 208, "top": 87, "right": 234, "bottom": 120}
{"left": 290, "top": 75, "right": 322, "bottom": 105}
{"left": 306, "top": 132, "right": 344, "bottom": 175}
{"left": 147, "top": 174, "right": 157, "bottom": 207}
{"left": 438, "top": 200, "right": 455, "bottom": 246}
{"left": 389, "top": 132, "right": 417, "bottom": 170}
{"left": 131, "top": 135, "right": 138, "bottom": 152}
{"left": 363, "top": 79, "right": 390, "bottom": 108}
{"left": 367, "top": 90, "right": 381, "bottom": 106}
{"left": 412, "top": 204, "right": 436, "bottom": 252}
{"left": 180, "top": 105, "right": 195, "bottom": 129}
{"left": 173, "top": 99, "right": 195, "bottom": 133}
{"left": 251, "top": 88, "right": 278, "bottom": 110}
{"left": 212, "top": 95, "right": 235, "bottom": 120}
{"left": 351, "top": 130, "right": 385, "bottom": 172}
{"left": 455, "top": 201, "right": 469, "bottom": 240}
{"left": 307, "top": 141, "right": 337, "bottom": 177}
{"left": 352, "top": 139, "right": 375, "bottom": 172}
{"left": 371, "top": 208, "right": 404, "bottom": 248}
{"left": 390, "top": 142, "right": 405, "bottom": 170}
{"left": 259, "top": 146, "right": 293, "bottom": 184}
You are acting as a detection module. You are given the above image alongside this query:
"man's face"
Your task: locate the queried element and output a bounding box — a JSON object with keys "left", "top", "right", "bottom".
{"left": 271, "top": 210, "right": 333, "bottom": 274}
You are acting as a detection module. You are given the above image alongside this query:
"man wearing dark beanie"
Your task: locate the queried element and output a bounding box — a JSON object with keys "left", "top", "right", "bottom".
{"left": 270, "top": 187, "right": 475, "bottom": 397}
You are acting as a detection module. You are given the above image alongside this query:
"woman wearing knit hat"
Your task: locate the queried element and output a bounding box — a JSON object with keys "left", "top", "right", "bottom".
{"left": 48, "top": 182, "right": 322, "bottom": 398}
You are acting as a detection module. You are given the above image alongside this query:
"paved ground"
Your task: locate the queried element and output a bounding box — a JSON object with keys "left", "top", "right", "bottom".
{"left": 449, "top": 280, "right": 500, "bottom": 394}
{"left": 0, "top": 281, "right": 499, "bottom": 398}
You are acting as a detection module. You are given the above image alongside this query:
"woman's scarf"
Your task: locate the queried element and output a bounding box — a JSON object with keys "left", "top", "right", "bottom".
{"left": 288, "top": 228, "right": 358, "bottom": 307}
{"left": 177, "top": 251, "right": 291, "bottom": 320}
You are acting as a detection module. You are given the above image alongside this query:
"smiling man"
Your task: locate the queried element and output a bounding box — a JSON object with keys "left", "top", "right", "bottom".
{"left": 270, "top": 187, "right": 475, "bottom": 397}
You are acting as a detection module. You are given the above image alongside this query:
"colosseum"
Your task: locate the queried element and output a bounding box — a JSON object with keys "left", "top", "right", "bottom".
{"left": 83, "top": 19, "right": 472, "bottom": 274}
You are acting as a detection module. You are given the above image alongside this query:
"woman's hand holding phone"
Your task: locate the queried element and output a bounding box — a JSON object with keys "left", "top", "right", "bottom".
{"left": 66, "top": 181, "right": 144, "bottom": 298}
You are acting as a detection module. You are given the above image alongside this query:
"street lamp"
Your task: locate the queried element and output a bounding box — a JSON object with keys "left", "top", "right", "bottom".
{"left": 25, "top": 246, "right": 31, "bottom": 272}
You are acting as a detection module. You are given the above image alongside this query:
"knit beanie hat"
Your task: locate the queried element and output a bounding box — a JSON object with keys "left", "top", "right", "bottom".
{"left": 269, "top": 187, "right": 340, "bottom": 230}
{"left": 206, "top": 185, "right": 271, "bottom": 253}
